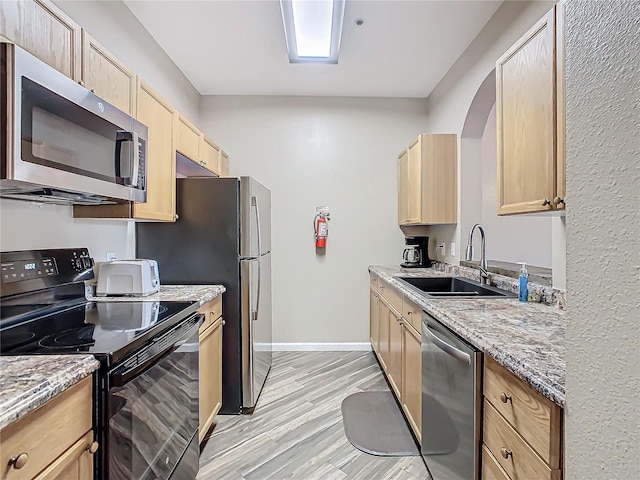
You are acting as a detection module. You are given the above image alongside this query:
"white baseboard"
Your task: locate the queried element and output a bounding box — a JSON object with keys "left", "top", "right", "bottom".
{"left": 271, "top": 342, "right": 373, "bottom": 352}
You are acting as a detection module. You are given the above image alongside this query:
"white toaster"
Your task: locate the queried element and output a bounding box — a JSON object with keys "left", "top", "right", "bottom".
{"left": 96, "top": 259, "right": 160, "bottom": 297}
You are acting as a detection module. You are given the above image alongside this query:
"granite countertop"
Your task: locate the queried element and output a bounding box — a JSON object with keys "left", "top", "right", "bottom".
{"left": 0, "top": 355, "right": 100, "bottom": 430}
{"left": 370, "top": 265, "right": 565, "bottom": 408}
{"left": 88, "top": 284, "right": 225, "bottom": 306}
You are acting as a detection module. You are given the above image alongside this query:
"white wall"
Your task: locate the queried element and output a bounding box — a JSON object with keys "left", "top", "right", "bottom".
{"left": 1, "top": 1, "right": 200, "bottom": 261}
{"left": 199, "top": 96, "right": 429, "bottom": 344}
{"left": 417, "top": 0, "right": 558, "bottom": 271}
{"left": 565, "top": 1, "right": 640, "bottom": 477}
{"left": 480, "top": 105, "right": 552, "bottom": 268}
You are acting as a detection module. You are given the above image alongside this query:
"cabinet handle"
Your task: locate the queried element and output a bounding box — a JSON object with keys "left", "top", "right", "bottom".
{"left": 90, "top": 88, "right": 95, "bottom": 93}
{"left": 78, "top": 80, "right": 85, "bottom": 87}
{"left": 500, "top": 448, "right": 513, "bottom": 460}
{"left": 407, "top": 311, "right": 412, "bottom": 315}
{"left": 500, "top": 392, "right": 512, "bottom": 403}
{"left": 553, "top": 196, "right": 565, "bottom": 206}
{"left": 174, "top": 214, "right": 179, "bottom": 220}
{"left": 374, "top": 294, "right": 379, "bottom": 298}
{"left": 8, "top": 453, "right": 28, "bottom": 469}
{"left": 222, "top": 319, "right": 225, "bottom": 326}
{"left": 86, "top": 442, "right": 99, "bottom": 454}
{"left": 542, "top": 198, "right": 551, "bottom": 206}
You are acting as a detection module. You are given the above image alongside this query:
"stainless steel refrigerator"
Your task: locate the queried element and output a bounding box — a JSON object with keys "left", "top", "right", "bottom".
{"left": 136, "top": 177, "right": 272, "bottom": 414}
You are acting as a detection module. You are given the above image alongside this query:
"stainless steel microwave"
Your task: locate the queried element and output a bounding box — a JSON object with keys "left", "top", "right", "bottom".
{"left": 1, "top": 43, "right": 147, "bottom": 205}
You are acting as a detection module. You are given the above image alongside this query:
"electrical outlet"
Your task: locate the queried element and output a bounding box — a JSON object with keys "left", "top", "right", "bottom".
{"left": 437, "top": 243, "right": 446, "bottom": 256}
{"left": 106, "top": 252, "right": 117, "bottom": 261}
{"left": 450, "top": 243, "right": 456, "bottom": 256}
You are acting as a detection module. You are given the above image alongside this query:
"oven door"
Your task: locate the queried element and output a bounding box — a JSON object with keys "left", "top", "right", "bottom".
{"left": 107, "top": 314, "right": 201, "bottom": 480}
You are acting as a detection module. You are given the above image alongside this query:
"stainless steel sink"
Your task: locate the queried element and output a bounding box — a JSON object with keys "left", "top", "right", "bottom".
{"left": 397, "top": 276, "right": 516, "bottom": 298}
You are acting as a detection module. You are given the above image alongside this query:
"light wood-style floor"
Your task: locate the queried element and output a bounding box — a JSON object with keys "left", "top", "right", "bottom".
{"left": 197, "top": 351, "right": 431, "bottom": 480}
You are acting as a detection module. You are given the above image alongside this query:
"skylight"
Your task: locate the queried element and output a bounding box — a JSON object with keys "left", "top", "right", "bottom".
{"left": 280, "top": 0, "right": 346, "bottom": 64}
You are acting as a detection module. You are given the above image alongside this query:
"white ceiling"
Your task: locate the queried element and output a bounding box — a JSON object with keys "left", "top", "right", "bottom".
{"left": 124, "top": 0, "right": 502, "bottom": 98}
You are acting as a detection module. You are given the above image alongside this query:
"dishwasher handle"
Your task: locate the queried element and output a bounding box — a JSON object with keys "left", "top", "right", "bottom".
{"left": 424, "top": 325, "right": 471, "bottom": 365}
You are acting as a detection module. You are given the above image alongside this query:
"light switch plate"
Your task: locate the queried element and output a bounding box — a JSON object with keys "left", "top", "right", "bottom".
{"left": 450, "top": 243, "right": 456, "bottom": 256}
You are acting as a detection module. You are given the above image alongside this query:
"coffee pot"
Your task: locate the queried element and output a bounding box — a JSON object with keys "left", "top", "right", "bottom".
{"left": 400, "top": 236, "right": 432, "bottom": 268}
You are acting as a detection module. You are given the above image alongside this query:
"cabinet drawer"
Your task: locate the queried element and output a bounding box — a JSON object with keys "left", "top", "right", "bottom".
{"left": 378, "top": 282, "right": 402, "bottom": 314}
{"left": 484, "top": 401, "right": 561, "bottom": 480}
{"left": 402, "top": 295, "right": 422, "bottom": 332}
{"left": 0, "top": 376, "right": 92, "bottom": 480}
{"left": 484, "top": 356, "right": 562, "bottom": 467}
{"left": 198, "top": 295, "right": 223, "bottom": 333}
{"left": 482, "top": 445, "right": 510, "bottom": 480}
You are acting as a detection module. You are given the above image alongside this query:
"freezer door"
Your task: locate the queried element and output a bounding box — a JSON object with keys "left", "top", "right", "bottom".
{"left": 240, "top": 177, "right": 271, "bottom": 258}
{"left": 240, "top": 252, "right": 272, "bottom": 409}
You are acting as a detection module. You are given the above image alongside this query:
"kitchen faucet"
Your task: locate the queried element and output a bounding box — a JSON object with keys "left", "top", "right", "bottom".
{"left": 465, "top": 224, "right": 490, "bottom": 285}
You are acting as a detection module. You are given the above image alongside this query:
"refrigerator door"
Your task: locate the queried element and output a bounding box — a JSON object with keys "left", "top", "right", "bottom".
{"left": 240, "top": 251, "right": 272, "bottom": 409}
{"left": 240, "top": 177, "right": 271, "bottom": 258}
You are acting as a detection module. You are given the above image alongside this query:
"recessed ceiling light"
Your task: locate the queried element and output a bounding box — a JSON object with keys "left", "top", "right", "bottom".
{"left": 280, "top": 0, "right": 346, "bottom": 64}
{"left": 354, "top": 18, "right": 364, "bottom": 26}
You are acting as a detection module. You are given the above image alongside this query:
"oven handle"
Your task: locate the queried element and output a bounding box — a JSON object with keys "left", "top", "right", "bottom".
{"left": 110, "top": 314, "right": 203, "bottom": 388}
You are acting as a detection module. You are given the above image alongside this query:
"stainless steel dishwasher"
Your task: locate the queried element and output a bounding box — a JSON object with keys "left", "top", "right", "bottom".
{"left": 421, "top": 313, "right": 482, "bottom": 480}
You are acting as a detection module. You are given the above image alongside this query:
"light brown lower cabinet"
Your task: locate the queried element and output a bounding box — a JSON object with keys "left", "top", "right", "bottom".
{"left": 401, "top": 322, "right": 422, "bottom": 442}
{"left": 369, "top": 274, "right": 422, "bottom": 442}
{"left": 369, "top": 287, "right": 380, "bottom": 353}
{"left": 482, "top": 356, "right": 562, "bottom": 480}
{"left": 198, "top": 296, "right": 224, "bottom": 442}
{"left": 0, "top": 376, "right": 97, "bottom": 480}
{"left": 387, "top": 306, "right": 403, "bottom": 399}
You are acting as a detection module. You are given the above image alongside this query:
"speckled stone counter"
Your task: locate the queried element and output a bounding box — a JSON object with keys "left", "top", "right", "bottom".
{"left": 369, "top": 265, "right": 565, "bottom": 408}
{"left": 0, "top": 355, "right": 99, "bottom": 430}
{"left": 88, "top": 284, "right": 225, "bottom": 306}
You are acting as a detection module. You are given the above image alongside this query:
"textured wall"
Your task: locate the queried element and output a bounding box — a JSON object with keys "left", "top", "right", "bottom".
{"left": 565, "top": 1, "right": 640, "bottom": 478}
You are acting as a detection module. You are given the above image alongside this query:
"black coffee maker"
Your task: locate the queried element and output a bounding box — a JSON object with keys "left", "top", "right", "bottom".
{"left": 401, "top": 236, "right": 432, "bottom": 268}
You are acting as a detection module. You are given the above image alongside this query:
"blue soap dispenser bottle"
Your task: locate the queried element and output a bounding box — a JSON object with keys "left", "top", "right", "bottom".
{"left": 517, "top": 262, "right": 529, "bottom": 302}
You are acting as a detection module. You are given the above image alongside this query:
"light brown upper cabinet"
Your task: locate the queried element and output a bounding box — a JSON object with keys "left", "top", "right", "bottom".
{"left": 496, "top": 5, "right": 565, "bottom": 215}
{"left": 200, "top": 137, "right": 222, "bottom": 176}
{"left": 398, "top": 134, "right": 457, "bottom": 225}
{"left": 74, "top": 81, "right": 177, "bottom": 221}
{"left": 175, "top": 113, "right": 202, "bottom": 163}
{"left": 219, "top": 150, "right": 230, "bottom": 177}
{"left": 0, "top": 0, "right": 81, "bottom": 80}
{"left": 81, "top": 31, "right": 137, "bottom": 116}
{"left": 131, "top": 81, "right": 176, "bottom": 221}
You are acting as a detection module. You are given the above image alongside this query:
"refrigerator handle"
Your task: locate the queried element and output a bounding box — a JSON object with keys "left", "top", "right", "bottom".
{"left": 252, "top": 196, "right": 261, "bottom": 321}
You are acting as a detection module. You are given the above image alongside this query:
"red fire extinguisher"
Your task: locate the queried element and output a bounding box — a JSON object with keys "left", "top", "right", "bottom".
{"left": 314, "top": 213, "right": 329, "bottom": 248}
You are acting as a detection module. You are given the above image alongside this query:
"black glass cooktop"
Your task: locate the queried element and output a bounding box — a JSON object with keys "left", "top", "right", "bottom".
{"left": 0, "top": 300, "right": 198, "bottom": 366}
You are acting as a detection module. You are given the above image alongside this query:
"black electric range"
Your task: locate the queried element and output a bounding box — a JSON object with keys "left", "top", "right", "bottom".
{"left": 0, "top": 248, "right": 202, "bottom": 480}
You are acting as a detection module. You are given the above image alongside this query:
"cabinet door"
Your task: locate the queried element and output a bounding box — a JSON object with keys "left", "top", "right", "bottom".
{"left": 406, "top": 139, "right": 422, "bottom": 224}
{"left": 378, "top": 300, "right": 390, "bottom": 372}
{"left": 199, "top": 320, "right": 222, "bottom": 442}
{"left": 0, "top": 0, "right": 81, "bottom": 80}
{"left": 33, "top": 431, "right": 95, "bottom": 480}
{"left": 134, "top": 81, "right": 176, "bottom": 221}
{"left": 369, "top": 288, "right": 380, "bottom": 354}
{"left": 175, "top": 113, "right": 202, "bottom": 163}
{"left": 397, "top": 149, "right": 409, "bottom": 224}
{"left": 387, "top": 311, "right": 403, "bottom": 399}
{"left": 219, "top": 150, "right": 229, "bottom": 177}
{"left": 420, "top": 134, "right": 457, "bottom": 224}
{"left": 555, "top": 1, "right": 566, "bottom": 211}
{"left": 402, "top": 324, "right": 421, "bottom": 442}
{"left": 81, "top": 31, "right": 136, "bottom": 115}
{"left": 201, "top": 138, "right": 221, "bottom": 176}
{"left": 497, "top": 8, "right": 556, "bottom": 215}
